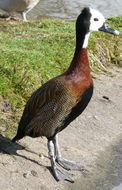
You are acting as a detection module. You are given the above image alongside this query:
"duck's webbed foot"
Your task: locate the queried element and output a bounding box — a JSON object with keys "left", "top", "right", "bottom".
{"left": 53, "top": 135, "right": 85, "bottom": 172}
{"left": 52, "top": 165, "right": 74, "bottom": 182}
{"left": 56, "top": 157, "right": 84, "bottom": 171}
{"left": 48, "top": 140, "right": 74, "bottom": 183}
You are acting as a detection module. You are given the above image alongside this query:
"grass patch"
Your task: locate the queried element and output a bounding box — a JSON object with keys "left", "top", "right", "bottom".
{"left": 0, "top": 16, "right": 121, "bottom": 138}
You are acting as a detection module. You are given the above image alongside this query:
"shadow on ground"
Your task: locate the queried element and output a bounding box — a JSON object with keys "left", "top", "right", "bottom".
{"left": 0, "top": 134, "right": 52, "bottom": 175}
{"left": 66, "top": 135, "right": 122, "bottom": 190}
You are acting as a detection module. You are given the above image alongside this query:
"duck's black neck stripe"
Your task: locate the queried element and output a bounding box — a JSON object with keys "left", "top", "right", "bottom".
{"left": 76, "top": 33, "right": 90, "bottom": 51}
{"left": 75, "top": 7, "right": 91, "bottom": 52}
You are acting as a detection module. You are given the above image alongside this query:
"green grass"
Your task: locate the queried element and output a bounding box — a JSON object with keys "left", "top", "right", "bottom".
{"left": 0, "top": 16, "right": 121, "bottom": 138}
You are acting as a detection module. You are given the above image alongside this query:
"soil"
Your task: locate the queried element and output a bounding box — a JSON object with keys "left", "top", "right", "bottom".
{"left": 0, "top": 66, "right": 122, "bottom": 190}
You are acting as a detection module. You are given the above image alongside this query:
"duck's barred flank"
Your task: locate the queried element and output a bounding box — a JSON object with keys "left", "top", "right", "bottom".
{"left": 13, "top": 73, "right": 93, "bottom": 141}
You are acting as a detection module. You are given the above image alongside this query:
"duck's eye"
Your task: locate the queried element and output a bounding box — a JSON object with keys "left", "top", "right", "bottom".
{"left": 94, "top": 18, "right": 99, "bottom": 21}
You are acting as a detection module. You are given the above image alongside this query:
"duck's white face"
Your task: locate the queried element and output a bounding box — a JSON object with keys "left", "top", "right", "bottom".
{"left": 89, "top": 8, "right": 105, "bottom": 32}
{"left": 78, "top": 7, "right": 119, "bottom": 48}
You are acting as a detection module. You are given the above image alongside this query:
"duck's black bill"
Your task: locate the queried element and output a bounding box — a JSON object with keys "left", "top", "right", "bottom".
{"left": 99, "top": 23, "right": 120, "bottom": 35}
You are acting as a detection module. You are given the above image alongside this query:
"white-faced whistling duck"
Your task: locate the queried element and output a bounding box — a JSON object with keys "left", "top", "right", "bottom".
{"left": 12, "top": 7, "right": 119, "bottom": 182}
{"left": 0, "top": 0, "right": 40, "bottom": 21}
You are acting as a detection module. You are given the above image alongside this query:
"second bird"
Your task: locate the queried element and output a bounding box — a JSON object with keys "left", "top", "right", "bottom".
{"left": 0, "top": 0, "right": 40, "bottom": 21}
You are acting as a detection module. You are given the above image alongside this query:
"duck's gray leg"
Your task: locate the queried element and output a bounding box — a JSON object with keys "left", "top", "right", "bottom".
{"left": 47, "top": 139, "right": 74, "bottom": 182}
{"left": 53, "top": 135, "right": 84, "bottom": 172}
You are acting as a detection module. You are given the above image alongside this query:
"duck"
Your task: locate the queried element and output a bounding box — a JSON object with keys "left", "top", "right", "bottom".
{"left": 12, "top": 7, "right": 119, "bottom": 182}
{"left": 0, "top": 0, "right": 40, "bottom": 21}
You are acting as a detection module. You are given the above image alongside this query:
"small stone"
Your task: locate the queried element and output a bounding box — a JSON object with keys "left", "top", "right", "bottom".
{"left": 31, "top": 170, "right": 38, "bottom": 177}
{"left": 23, "top": 171, "right": 31, "bottom": 178}
{"left": 39, "top": 153, "right": 44, "bottom": 159}
{"left": 102, "top": 96, "right": 112, "bottom": 102}
{"left": 102, "top": 95, "right": 109, "bottom": 100}
{"left": 93, "top": 115, "right": 99, "bottom": 120}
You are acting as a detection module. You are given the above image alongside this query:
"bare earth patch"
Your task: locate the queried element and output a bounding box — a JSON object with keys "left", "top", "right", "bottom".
{"left": 0, "top": 66, "right": 122, "bottom": 190}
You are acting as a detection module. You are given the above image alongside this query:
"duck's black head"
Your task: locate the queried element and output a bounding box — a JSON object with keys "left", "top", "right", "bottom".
{"left": 75, "top": 7, "right": 120, "bottom": 49}
{"left": 76, "top": 7, "right": 91, "bottom": 35}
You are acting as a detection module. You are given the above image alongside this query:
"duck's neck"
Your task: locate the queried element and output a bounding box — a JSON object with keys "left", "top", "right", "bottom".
{"left": 76, "top": 32, "right": 90, "bottom": 51}
{"left": 66, "top": 32, "right": 91, "bottom": 76}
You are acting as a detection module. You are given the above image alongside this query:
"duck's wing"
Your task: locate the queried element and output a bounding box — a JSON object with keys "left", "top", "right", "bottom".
{"left": 19, "top": 80, "right": 62, "bottom": 124}
{"left": 16, "top": 79, "right": 74, "bottom": 138}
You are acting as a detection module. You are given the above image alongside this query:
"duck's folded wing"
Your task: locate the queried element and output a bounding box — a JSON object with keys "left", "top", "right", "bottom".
{"left": 18, "top": 80, "right": 70, "bottom": 131}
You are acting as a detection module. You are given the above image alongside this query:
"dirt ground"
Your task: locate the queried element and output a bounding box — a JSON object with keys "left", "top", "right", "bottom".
{"left": 0, "top": 66, "right": 122, "bottom": 190}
